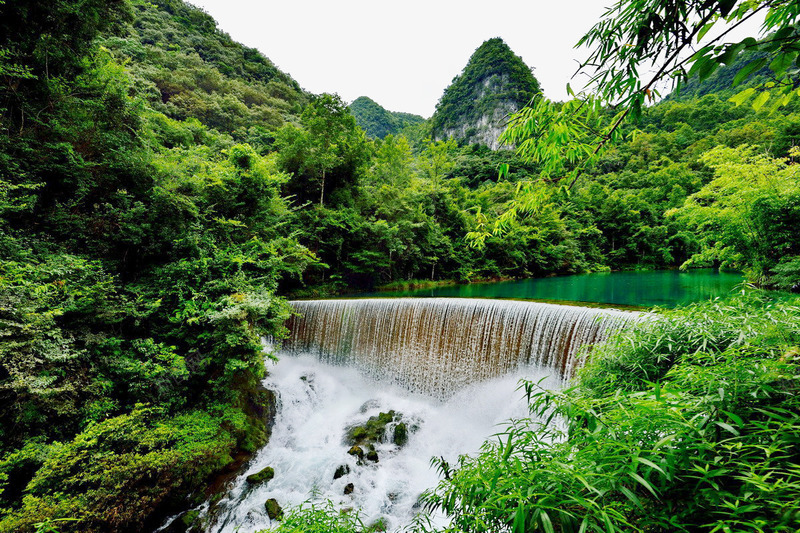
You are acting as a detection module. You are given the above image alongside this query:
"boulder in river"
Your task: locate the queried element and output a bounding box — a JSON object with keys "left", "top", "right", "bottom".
{"left": 265, "top": 498, "right": 283, "bottom": 520}
{"left": 246, "top": 466, "right": 274, "bottom": 485}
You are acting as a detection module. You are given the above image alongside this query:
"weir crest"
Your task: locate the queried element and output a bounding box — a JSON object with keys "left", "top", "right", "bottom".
{"left": 284, "top": 298, "right": 640, "bottom": 398}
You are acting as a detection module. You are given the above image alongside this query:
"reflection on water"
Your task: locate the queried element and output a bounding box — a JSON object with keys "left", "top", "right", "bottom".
{"left": 357, "top": 269, "right": 743, "bottom": 308}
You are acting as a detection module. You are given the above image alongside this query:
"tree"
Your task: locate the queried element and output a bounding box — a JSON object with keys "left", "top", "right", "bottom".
{"left": 667, "top": 144, "right": 800, "bottom": 287}
{"left": 276, "top": 93, "right": 367, "bottom": 207}
{"left": 482, "top": 0, "right": 800, "bottom": 243}
{"left": 418, "top": 138, "right": 458, "bottom": 190}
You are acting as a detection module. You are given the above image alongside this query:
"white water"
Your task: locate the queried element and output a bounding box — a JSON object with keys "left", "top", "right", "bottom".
{"left": 200, "top": 299, "right": 640, "bottom": 532}
{"left": 206, "top": 354, "right": 560, "bottom": 533}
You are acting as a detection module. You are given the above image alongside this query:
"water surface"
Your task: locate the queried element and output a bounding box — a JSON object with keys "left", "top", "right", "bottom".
{"left": 358, "top": 269, "right": 742, "bottom": 309}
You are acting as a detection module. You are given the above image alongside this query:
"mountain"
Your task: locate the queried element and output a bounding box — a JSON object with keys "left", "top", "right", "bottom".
{"left": 101, "top": 0, "right": 308, "bottom": 143}
{"left": 430, "top": 38, "right": 541, "bottom": 149}
{"left": 349, "top": 96, "right": 425, "bottom": 139}
{"left": 666, "top": 50, "right": 774, "bottom": 102}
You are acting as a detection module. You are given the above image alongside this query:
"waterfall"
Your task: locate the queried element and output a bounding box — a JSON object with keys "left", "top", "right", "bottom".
{"left": 196, "top": 298, "right": 641, "bottom": 533}
{"left": 284, "top": 298, "right": 639, "bottom": 398}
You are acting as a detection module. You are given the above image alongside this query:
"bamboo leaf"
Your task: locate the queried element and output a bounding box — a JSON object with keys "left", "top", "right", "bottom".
{"left": 752, "top": 91, "right": 770, "bottom": 112}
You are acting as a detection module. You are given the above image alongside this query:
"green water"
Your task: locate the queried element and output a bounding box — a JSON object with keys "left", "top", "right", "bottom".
{"left": 357, "top": 269, "right": 744, "bottom": 309}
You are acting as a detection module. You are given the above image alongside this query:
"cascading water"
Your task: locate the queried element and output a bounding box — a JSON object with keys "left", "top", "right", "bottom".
{"left": 201, "top": 298, "right": 640, "bottom": 533}
{"left": 284, "top": 298, "right": 638, "bottom": 397}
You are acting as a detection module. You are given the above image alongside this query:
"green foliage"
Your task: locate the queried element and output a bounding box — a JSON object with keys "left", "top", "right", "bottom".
{"left": 0, "top": 407, "right": 245, "bottom": 532}
{"left": 668, "top": 145, "right": 800, "bottom": 286}
{"left": 276, "top": 94, "right": 369, "bottom": 207}
{"left": 102, "top": 0, "right": 307, "bottom": 145}
{"left": 424, "top": 294, "right": 800, "bottom": 533}
{"left": 0, "top": 0, "right": 311, "bottom": 529}
{"left": 578, "top": 0, "right": 800, "bottom": 113}
{"left": 261, "top": 500, "right": 365, "bottom": 533}
{"left": 349, "top": 96, "right": 425, "bottom": 139}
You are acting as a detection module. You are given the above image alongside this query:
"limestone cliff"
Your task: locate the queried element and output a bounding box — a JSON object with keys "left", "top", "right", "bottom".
{"left": 430, "top": 38, "right": 541, "bottom": 149}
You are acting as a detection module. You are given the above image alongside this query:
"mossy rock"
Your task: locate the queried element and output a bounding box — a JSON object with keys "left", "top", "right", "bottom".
{"left": 333, "top": 464, "right": 350, "bottom": 479}
{"left": 246, "top": 466, "right": 274, "bottom": 485}
{"left": 365, "top": 449, "right": 379, "bottom": 462}
{"left": 343, "top": 482, "right": 354, "bottom": 495}
{"left": 393, "top": 422, "right": 408, "bottom": 446}
{"left": 347, "top": 445, "right": 364, "bottom": 459}
{"left": 346, "top": 410, "right": 404, "bottom": 448}
{"left": 265, "top": 498, "right": 283, "bottom": 520}
{"left": 350, "top": 426, "right": 368, "bottom": 441}
{"left": 164, "top": 510, "right": 202, "bottom": 533}
{"left": 181, "top": 510, "right": 200, "bottom": 528}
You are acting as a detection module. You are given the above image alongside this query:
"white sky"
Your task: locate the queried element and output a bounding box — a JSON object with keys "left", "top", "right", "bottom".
{"left": 187, "top": 0, "right": 614, "bottom": 117}
{"left": 186, "top": 1, "right": 768, "bottom": 118}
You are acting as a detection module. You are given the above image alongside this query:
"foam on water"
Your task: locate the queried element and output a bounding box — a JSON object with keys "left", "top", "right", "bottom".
{"left": 199, "top": 299, "right": 641, "bottom": 532}
{"left": 206, "top": 354, "right": 559, "bottom": 533}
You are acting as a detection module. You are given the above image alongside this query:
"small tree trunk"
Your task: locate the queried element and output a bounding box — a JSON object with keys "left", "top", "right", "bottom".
{"left": 320, "top": 169, "right": 326, "bottom": 206}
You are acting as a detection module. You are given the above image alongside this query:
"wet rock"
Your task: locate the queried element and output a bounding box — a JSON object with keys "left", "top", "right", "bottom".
{"left": 346, "top": 411, "right": 396, "bottom": 445}
{"left": 347, "top": 445, "right": 364, "bottom": 459}
{"left": 265, "top": 498, "right": 283, "bottom": 520}
{"left": 246, "top": 466, "right": 274, "bottom": 485}
{"left": 343, "top": 482, "right": 355, "bottom": 495}
{"left": 365, "top": 517, "right": 387, "bottom": 532}
{"left": 163, "top": 510, "right": 202, "bottom": 533}
{"left": 333, "top": 464, "right": 350, "bottom": 479}
{"left": 365, "top": 448, "right": 379, "bottom": 462}
{"left": 393, "top": 422, "right": 408, "bottom": 446}
{"left": 350, "top": 426, "right": 368, "bottom": 441}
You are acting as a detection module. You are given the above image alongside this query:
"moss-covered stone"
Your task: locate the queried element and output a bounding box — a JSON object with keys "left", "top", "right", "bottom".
{"left": 162, "top": 509, "right": 204, "bottom": 533}
{"left": 246, "top": 466, "right": 274, "bottom": 485}
{"left": 346, "top": 410, "right": 406, "bottom": 447}
{"left": 393, "top": 422, "right": 408, "bottom": 446}
{"left": 350, "top": 426, "right": 368, "bottom": 441}
{"left": 180, "top": 510, "right": 200, "bottom": 528}
{"left": 347, "top": 445, "right": 364, "bottom": 459}
{"left": 265, "top": 498, "right": 283, "bottom": 520}
{"left": 365, "top": 449, "right": 379, "bottom": 462}
{"left": 333, "top": 464, "right": 350, "bottom": 479}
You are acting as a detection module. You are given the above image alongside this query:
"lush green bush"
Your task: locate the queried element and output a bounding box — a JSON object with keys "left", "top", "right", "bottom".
{"left": 262, "top": 501, "right": 367, "bottom": 533}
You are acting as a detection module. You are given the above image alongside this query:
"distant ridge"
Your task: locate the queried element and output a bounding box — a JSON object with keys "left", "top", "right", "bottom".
{"left": 349, "top": 96, "right": 425, "bottom": 139}
{"left": 430, "top": 38, "right": 541, "bottom": 149}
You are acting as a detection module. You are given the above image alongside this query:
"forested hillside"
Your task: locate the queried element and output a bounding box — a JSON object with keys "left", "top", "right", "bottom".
{"left": 348, "top": 96, "right": 425, "bottom": 139}
{"left": 0, "top": 1, "right": 312, "bottom": 531}
{"left": 2, "top": 0, "right": 800, "bottom": 531}
{"left": 104, "top": 0, "right": 307, "bottom": 142}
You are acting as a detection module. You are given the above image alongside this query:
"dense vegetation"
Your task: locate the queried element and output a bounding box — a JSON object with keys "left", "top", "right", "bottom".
{"left": 0, "top": 1, "right": 311, "bottom": 531}
{"left": 424, "top": 292, "right": 800, "bottom": 532}
{"left": 349, "top": 96, "right": 425, "bottom": 140}
{"left": 2, "top": 0, "right": 800, "bottom": 531}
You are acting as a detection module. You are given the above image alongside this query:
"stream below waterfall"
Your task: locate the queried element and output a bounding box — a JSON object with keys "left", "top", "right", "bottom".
{"left": 205, "top": 353, "right": 560, "bottom": 533}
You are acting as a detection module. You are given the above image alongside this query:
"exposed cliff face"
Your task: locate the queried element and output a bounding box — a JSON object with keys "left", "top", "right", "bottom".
{"left": 436, "top": 74, "right": 520, "bottom": 149}
{"left": 431, "top": 38, "right": 541, "bottom": 149}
